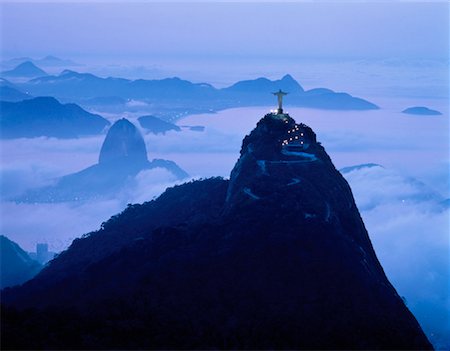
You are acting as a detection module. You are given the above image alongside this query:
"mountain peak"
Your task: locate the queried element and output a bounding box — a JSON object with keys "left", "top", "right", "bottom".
{"left": 60, "top": 69, "right": 76, "bottom": 76}
{"left": 281, "top": 73, "right": 295, "bottom": 81}
{"left": 238, "top": 113, "right": 319, "bottom": 160}
{"left": 277, "top": 74, "right": 304, "bottom": 93}
{"left": 16, "top": 61, "right": 35, "bottom": 67}
{"left": 226, "top": 112, "right": 330, "bottom": 209}
{"left": 98, "top": 118, "right": 148, "bottom": 165}
{"left": 2, "top": 61, "right": 47, "bottom": 78}
{"left": 59, "top": 70, "right": 96, "bottom": 79}
{"left": 223, "top": 75, "right": 304, "bottom": 94}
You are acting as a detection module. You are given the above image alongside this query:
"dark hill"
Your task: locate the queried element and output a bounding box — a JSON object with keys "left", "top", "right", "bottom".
{"left": 0, "top": 97, "right": 110, "bottom": 139}
{"left": 402, "top": 106, "right": 442, "bottom": 115}
{"left": 1, "top": 113, "right": 431, "bottom": 350}
{"left": 18, "top": 71, "right": 378, "bottom": 112}
{"left": 0, "top": 78, "right": 32, "bottom": 101}
{"left": 1, "top": 61, "right": 47, "bottom": 78}
{"left": 138, "top": 115, "right": 181, "bottom": 134}
{"left": 0, "top": 85, "right": 32, "bottom": 102}
{"left": 99, "top": 118, "right": 148, "bottom": 165}
{"left": 0, "top": 235, "right": 42, "bottom": 289}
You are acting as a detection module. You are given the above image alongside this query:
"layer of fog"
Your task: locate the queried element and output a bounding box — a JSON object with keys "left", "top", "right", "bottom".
{"left": 343, "top": 166, "right": 449, "bottom": 350}
{"left": 0, "top": 167, "right": 183, "bottom": 251}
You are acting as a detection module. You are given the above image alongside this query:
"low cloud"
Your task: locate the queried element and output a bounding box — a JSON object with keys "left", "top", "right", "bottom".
{"left": 120, "top": 167, "right": 185, "bottom": 204}
{"left": 343, "top": 166, "right": 449, "bottom": 349}
{"left": 0, "top": 199, "right": 122, "bottom": 252}
{"left": 143, "top": 128, "right": 243, "bottom": 154}
{"left": 0, "top": 168, "right": 183, "bottom": 253}
{"left": 1, "top": 164, "right": 59, "bottom": 198}
{"left": 342, "top": 166, "right": 445, "bottom": 211}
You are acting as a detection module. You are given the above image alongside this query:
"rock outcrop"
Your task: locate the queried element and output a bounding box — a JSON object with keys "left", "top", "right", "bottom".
{"left": 15, "top": 118, "right": 188, "bottom": 202}
{"left": 99, "top": 118, "right": 148, "bottom": 165}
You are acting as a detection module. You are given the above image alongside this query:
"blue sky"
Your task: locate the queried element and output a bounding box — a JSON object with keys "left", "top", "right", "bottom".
{"left": 1, "top": 1, "right": 448, "bottom": 61}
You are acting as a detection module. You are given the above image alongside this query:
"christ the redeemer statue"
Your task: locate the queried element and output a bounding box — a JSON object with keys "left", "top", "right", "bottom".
{"left": 272, "top": 89, "right": 288, "bottom": 114}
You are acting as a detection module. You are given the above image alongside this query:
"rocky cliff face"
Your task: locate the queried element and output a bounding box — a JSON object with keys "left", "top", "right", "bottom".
{"left": 225, "top": 113, "right": 379, "bottom": 258}
{"left": 98, "top": 118, "right": 148, "bottom": 165}
{"left": 1, "top": 113, "right": 432, "bottom": 350}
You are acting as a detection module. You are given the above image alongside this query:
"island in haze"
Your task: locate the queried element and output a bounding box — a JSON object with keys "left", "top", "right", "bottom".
{"left": 2, "top": 105, "right": 431, "bottom": 350}
{"left": 402, "top": 106, "right": 442, "bottom": 115}
{"left": 138, "top": 115, "right": 181, "bottom": 134}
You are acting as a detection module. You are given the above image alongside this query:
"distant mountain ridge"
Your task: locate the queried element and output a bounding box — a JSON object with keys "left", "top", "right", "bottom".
{"left": 34, "top": 55, "right": 81, "bottom": 67}
{"left": 2, "top": 56, "right": 81, "bottom": 69}
{"left": 0, "top": 97, "right": 110, "bottom": 138}
{"left": 1, "top": 61, "right": 47, "bottom": 78}
{"left": 223, "top": 74, "right": 304, "bottom": 94}
{"left": 0, "top": 79, "right": 32, "bottom": 102}
{"left": 16, "top": 71, "right": 378, "bottom": 114}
